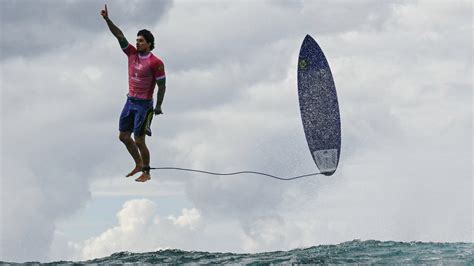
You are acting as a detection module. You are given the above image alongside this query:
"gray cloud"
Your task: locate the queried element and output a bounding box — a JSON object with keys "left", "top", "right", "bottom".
{"left": 159, "top": 0, "right": 472, "bottom": 250}
{"left": 160, "top": 0, "right": 405, "bottom": 71}
{"left": 0, "top": 0, "right": 173, "bottom": 260}
{"left": 156, "top": 0, "right": 406, "bottom": 114}
{"left": 0, "top": 0, "right": 172, "bottom": 60}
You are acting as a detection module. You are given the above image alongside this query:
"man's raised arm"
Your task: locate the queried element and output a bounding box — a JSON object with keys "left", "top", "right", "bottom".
{"left": 100, "top": 4, "right": 128, "bottom": 48}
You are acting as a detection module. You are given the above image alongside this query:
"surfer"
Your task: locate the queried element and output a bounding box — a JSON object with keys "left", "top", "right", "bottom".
{"left": 100, "top": 4, "right": 166, "bottom": 182}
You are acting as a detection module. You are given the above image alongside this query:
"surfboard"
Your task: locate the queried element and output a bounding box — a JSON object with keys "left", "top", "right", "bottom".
{"left": 297, "top": 34, "right": 341, "bottom": 176}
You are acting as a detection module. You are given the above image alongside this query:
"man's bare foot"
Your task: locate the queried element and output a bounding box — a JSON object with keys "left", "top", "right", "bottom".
{"left": 135, "top": 172, "right": 151, "bottom": 182}
{"left": 126, "top": 165, "right": 144, "bottom": 177}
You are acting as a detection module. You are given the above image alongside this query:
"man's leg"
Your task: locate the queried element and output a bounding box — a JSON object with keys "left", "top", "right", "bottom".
{"left": 119, "top": 131, "right": 144, "bottom": 177}
{"left": 134, "top": 134, "right": 151, "bottom": 182}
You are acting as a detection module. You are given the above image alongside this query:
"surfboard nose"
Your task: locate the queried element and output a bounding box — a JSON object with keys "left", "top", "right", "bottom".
{"left": 303, "top": 34, "right": 316, "bottom": 45}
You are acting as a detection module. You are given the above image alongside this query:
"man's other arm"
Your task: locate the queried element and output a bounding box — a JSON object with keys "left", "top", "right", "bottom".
{"left": 155, "top": 79, "right": 166, "bottom": 115}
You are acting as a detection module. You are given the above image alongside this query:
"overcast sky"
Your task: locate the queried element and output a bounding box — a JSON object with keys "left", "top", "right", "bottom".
{"left": 1, "top": 0, "right": 472, "bottom": 263}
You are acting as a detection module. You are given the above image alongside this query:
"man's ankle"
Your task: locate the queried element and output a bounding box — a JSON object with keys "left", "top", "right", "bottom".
{"left": 142, "top": 166, "right": 151, "bottom": 173}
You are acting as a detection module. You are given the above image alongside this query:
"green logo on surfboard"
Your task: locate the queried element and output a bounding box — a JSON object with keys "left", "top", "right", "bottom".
{"left": 299, "top": 59, "right": 308, "bottom": 70}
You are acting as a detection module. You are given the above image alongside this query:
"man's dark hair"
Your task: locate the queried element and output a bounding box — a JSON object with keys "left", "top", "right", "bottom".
{"left": 137, "top": 29, "right": 155, "bottom": 51}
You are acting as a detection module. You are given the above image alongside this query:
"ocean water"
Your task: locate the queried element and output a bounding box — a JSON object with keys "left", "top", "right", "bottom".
{"left": 3, "top": 240, "right": 473, "bottom": 265}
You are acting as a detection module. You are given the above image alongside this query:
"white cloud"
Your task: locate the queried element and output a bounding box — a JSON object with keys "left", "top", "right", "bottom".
{"left": 77, "top": 199, "right": 157, "bottom": 259}
{"left": 168, "top": 208, "right": 203, "bottom": 230}
{"left": 69, "top": 199, "right": 207, "bottom": 260}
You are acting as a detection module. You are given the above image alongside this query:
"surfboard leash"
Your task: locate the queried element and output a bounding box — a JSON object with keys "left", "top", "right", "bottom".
{"left": 146, "top": 166, "right": 322, "bottom": 181}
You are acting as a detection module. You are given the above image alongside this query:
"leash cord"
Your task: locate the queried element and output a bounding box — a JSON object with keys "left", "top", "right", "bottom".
{"left": 148, "top": 167, "right": 322, "bottom": 181}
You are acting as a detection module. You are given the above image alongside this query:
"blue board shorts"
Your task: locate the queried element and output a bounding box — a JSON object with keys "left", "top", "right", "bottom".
{"left": 119, "top": 95, "right": 154, "bottom": 136}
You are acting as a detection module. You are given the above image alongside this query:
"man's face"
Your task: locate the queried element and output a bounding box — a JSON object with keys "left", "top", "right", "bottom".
{"left": 136, "top": 35, "right": 150, "bottom": 53}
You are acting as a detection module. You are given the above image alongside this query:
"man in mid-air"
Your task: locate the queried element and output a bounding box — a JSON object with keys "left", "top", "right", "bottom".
{"left": 101, "top": 4, "right": 166, "bottom": 182}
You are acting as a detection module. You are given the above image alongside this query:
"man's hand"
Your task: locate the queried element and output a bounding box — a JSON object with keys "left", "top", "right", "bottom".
{"left": 100, "top": 4, "right": 108, "bottom": 19}
{"left": 101, "top": 4, "right": 127, "bottom": 44}
{"left": 154, "top": 106, "right": 163, "bottom": 115}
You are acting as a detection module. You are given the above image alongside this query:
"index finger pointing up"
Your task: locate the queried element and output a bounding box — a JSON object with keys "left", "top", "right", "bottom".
{"left": 105, "top": 4, "right": 108, "bottom": 13}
